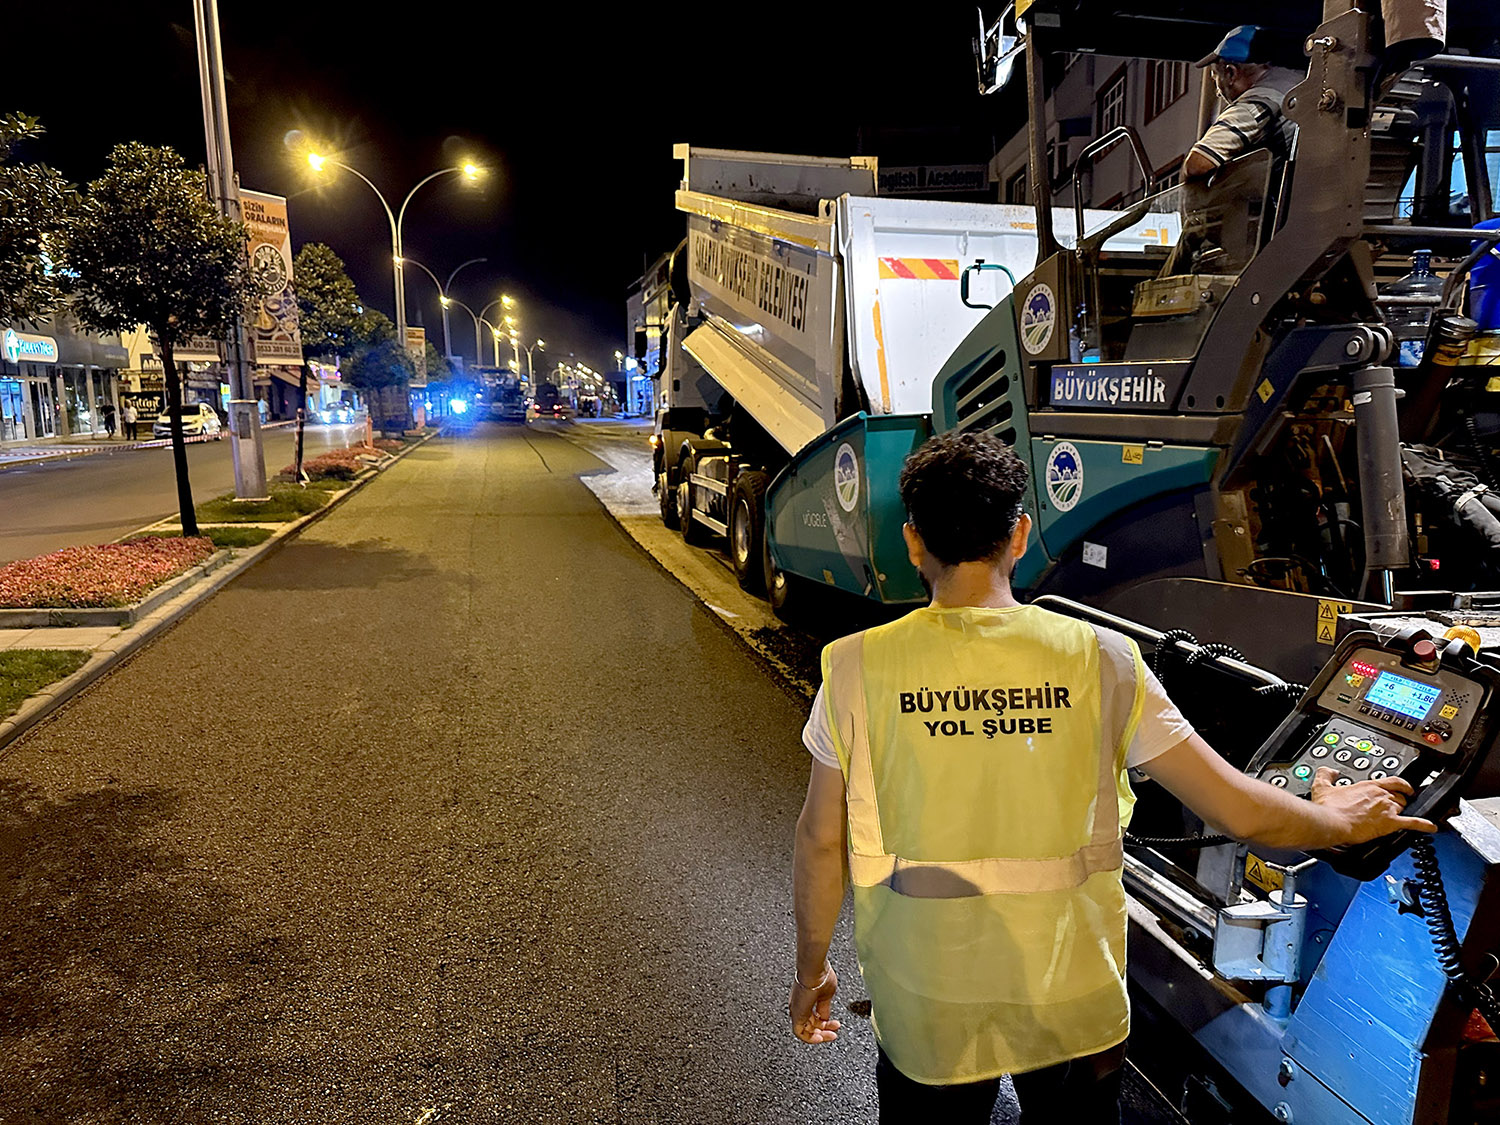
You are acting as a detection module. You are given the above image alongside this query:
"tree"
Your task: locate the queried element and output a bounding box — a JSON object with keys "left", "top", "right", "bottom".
{"left": 64, "top": 143, "right": 249, "bottom": 537}
{"left": 343, "top": 326, "right": 415, "bottom": 434}
{"left": 0, "top": 112, "right": 77, "bottom": 325}
{"left": 424, "top": 342, "right": 453, "bottom": 385}
{"left": 291, "top": 243, "right": 365, "bottom": 476}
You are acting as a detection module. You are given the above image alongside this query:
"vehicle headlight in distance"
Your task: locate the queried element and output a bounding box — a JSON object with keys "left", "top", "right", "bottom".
{"left": 451, "top": 399, "right": 469, "bottom": 415}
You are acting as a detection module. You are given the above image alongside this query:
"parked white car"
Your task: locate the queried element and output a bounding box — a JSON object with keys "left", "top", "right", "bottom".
{"left": 152, "top": 402, "right": 224, "bottom": 440}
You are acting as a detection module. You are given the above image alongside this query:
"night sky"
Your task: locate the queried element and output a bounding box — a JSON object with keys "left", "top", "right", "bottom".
{"left": 4, "top": 3, "right": 1001, "bottom": 373}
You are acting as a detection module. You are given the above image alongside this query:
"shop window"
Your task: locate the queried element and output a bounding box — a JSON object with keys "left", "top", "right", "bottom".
{"left": 1099, "top": 71, "right": 1128, "bottom": 135}
{"left": 1, "top": 379, "right": 24, "bottom": 441}
{"left": 1146, "top": 60, "right": 1190, "bottom": 123}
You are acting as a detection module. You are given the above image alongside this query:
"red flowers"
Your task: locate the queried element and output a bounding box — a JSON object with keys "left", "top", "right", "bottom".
{"left": 0, "top": 537, "right": 216, "bottom": 608}
{"left": 281, "top": 444, "right": 390, "bottom": 480}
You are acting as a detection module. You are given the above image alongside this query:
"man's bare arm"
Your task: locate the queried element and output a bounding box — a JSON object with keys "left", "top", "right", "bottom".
{"left": 1142, "top": 733, "right": 1435, "bottom": 849}
{"left": 791, "top": 760, "right": 846, "bottom": 1045}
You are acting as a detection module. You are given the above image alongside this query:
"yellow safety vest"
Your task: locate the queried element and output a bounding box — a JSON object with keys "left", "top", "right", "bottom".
{"left": 821, "top": 604, "right": 1145, "bottom": 1085}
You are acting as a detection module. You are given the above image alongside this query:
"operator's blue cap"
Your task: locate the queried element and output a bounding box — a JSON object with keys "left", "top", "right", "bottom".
{"left": 1196, "top": 25, "right": 1266, "bottom": 68}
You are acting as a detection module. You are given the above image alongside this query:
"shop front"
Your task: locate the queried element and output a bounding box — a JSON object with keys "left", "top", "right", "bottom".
{"left": 1, "top": 327, "right": 61, "bottom": 442}
{"left": 0, "top": 319, "right": 129, "bottom": 443}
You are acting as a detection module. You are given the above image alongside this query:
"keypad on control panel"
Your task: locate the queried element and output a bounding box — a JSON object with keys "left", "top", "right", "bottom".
{"left": 1259, "top": 718, "right": 1420, "bottom": 797}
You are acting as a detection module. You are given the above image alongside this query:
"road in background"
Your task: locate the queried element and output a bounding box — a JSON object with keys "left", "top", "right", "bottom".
{"left": 0, "top": 424, "right": 364, "bottom": 564}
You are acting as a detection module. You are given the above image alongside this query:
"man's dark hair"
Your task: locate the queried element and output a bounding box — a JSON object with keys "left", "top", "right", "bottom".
{"left": 898, "top": 431, "right": 1029, "bottom": 566}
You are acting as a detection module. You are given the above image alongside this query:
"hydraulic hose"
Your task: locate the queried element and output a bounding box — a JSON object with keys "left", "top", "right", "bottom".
{"left": 1411, "top": 835, "right": 1500, "bottom": 1030}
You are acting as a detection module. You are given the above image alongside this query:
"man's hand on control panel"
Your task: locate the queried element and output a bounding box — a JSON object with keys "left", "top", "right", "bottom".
{"left": 1309, "top": 767, "right": 1438, "bottom": 845}
{"left": 1144, "top": 733, "right": 1438, "bottom": 851}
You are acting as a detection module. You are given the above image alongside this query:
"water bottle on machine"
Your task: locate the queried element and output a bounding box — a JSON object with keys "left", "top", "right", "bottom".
{"left": 1384, "top": 249, "right": 1445, "bottom": 367}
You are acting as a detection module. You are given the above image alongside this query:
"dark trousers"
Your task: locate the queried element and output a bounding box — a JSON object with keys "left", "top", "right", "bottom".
{"left": 875, "top": 1042, "right": 1125, "bottom": 1123}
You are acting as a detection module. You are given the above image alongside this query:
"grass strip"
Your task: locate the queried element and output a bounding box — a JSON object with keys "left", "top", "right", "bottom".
{"left": 196, "top": 485, "right": 331, "bottom": 524}
{"left": 0, "top": 649, "right": 91, "bottom": 719}
{"left": 134, "top": 526, "right": 275, "bottom": 550}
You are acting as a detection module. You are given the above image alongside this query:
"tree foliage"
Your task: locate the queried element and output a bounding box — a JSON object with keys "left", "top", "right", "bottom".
{"left": 344, "top": 336, "right": 415, "bottom": 391}
{"left": 424, "top": 342, "right": 453, "bottom": 384}
{"left": 62, "top": 142, "right": 249, "bottom": 346}
{"left": 292, "top": 242, "right": 364, "bottom": 360}
{"left": 0, "top": 112, "right": 78, "bottom": 324}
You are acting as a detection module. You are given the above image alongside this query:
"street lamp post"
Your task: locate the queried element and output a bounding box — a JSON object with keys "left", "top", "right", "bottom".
{"left": 306, "top": 152, "right": 481, "bottom": 427}
{"left": 402, "top": 256, "right": 487, "bottom": 364}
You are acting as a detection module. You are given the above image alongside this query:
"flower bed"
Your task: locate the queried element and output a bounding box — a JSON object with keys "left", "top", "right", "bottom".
{"left": 0, "top": 537, "right": 216, "bottom": 609}
{"left": 281, "top": 444, "right": 390, "bottom": 481}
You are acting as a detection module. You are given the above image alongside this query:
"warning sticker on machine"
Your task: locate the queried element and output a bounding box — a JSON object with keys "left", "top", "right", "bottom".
{"left": 1245, "top": 854, "right": 1284, "bottom": 893}
{"left": 1316, "top": 599, "right": 1353, "bottom": 646}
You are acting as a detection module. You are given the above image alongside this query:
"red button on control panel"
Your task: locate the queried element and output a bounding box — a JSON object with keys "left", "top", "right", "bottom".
{"left": 1413, "top": 639, "right": 1439, "bottom": 661}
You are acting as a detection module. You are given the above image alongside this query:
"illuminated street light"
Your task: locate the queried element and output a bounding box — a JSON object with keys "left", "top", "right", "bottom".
{"left": 396, "top": 255, "right": 486, "bottom": 365}
{"left": 304, "top": 146, "right": 486, "bottom": 419}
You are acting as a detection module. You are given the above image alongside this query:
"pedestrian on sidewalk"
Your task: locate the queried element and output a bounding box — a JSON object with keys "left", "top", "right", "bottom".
{"left": 122, "top": 402, "right": 138, "bottom": 441}
{"left": 789, "top": 430, "right": 1432, "bottom": 1122}
{"left": 103, "top": 403, "right": 117, "bottom": 439}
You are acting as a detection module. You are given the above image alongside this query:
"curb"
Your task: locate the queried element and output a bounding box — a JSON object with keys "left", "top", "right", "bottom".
{"left": 0, "top": 431, "right": 437, "bottom": 758}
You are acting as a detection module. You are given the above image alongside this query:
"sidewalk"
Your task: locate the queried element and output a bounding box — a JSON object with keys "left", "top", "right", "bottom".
{"left": 0, "top": 421, "right": 297, "bottom": 469}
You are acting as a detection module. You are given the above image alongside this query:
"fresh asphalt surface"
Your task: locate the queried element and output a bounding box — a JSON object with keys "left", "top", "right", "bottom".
{"left": 0, "top": 424, "right": 363, "bottom": 565}
{"left": 0, "top": 420, "right": 1181, "bottom": 1123}
{"left": 0, "top": 421, "right": 885, "bottom": 1123}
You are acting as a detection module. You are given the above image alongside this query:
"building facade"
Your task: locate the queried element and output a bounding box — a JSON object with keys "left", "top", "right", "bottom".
{"left": 0, "top": 313, "right": 129, "bottom": 443}
{"left": 990, "top": 53, "right": 1205, "bottom": 211}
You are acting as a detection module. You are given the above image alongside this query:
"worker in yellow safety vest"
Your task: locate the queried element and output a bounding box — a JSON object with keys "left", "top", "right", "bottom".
{"left": 789, "top": 431, "right": 1434, "bottom": 1121}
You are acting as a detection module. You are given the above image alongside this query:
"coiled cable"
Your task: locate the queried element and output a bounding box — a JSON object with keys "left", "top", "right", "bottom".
{"left": 1411, "top": 834, "right": 1500, "bottom": 1029}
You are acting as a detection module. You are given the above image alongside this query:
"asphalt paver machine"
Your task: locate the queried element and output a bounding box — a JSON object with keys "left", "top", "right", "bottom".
{"left": 966, "top": 4, "right": 1500, "bottom": 1122}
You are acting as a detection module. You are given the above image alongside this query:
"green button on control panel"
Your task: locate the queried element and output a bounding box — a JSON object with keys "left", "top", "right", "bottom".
{"left": 1293, "top": 764, "right": 1314, "bottom": 780}
{"left": 1323, "top": 734, "right": 1340, "bottom": 745}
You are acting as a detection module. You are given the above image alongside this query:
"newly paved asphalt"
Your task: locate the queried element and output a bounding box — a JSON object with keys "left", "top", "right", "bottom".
{"left": 0, "top": 424, "right": 363, "bottom": 565}
{"left": 0, "top": 422, "right": 884, "bottom": 1123}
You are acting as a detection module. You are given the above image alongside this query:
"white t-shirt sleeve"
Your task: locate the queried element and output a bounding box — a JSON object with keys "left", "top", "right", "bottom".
{"left": 802, "top": 685, "right": 840, "bottom": 769}
{"left": 803, "top": 669, "right": 1192, "bottom": 771}
{"left": 1127, "top": 665, "right": 1195, "bottom": 768}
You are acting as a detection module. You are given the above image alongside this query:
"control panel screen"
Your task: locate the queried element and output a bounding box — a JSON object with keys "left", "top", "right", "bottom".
{"left": 1364, "top": 671, "right": 1442, "bottom": 721}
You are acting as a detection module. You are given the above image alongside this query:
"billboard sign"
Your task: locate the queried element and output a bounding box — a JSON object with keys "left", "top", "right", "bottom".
{"left": 405, "top": 327, "right": 427, "bottom": 382}
{"left": 241, "top": 189, "right": 303, "bottom": 366}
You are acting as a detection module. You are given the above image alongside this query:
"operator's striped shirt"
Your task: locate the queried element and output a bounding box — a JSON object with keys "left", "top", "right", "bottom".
{"left": 1189, "top": 67, "right": 1302, "bottom": 172}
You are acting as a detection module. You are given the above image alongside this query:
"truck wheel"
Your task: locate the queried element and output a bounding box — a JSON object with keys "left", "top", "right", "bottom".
{"left": 658, "top": 464, "right": 680, "bottom": 529}
{"left": 729, "top": 471, "right": 770, "bottom": 593}
{"left": 763, "top": 532, "right": 813, "bottom": 623}
{"left": 678, "top": 454, "right": 710, "bottom": 545}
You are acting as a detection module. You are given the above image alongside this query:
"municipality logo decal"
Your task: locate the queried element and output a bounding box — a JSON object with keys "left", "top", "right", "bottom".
{"left": 1045, "top": 442, "right": 1083, "bottom": 512}
{"left": 1020, "top": 283, "right": 1055, "bottom": 355}
{"left": 834, "top": 443, "right": 860, "bottom": 512}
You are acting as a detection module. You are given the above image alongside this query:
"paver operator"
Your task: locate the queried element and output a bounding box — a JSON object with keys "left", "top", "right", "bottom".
{"left": 789, "top": 431, "right": 1434, "bottom": 1120}
{"left": 1183, "top": 24, "right": 1302, "bottom": 183}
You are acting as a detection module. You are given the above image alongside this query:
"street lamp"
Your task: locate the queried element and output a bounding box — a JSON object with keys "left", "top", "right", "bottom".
{"left": 305, "top": 149, "right": 484, "bottom": 423}
{"left": 400, "top": 255, "right": 486, "bottom": 366}
{"left": 518, "top": 337, "right": 545, "bottom": 379}
{"left": 442, "top": 295, "right": 506, "bottom": 369}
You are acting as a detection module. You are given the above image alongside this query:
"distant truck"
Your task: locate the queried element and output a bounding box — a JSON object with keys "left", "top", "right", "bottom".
{"left": 483, "top": 374, "right": 527, "bottom": 423}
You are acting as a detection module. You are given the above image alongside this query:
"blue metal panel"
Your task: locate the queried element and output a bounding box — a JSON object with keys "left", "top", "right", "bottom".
{"left": 1284, "top": 835, "right": 1486, "bottom": 1125}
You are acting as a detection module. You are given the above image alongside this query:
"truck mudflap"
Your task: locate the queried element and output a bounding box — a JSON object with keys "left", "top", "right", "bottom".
{"left": 765, "top": 412, "right": 932, "bottom": 604}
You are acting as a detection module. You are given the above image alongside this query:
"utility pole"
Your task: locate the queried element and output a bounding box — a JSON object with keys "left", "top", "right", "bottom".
{"left": 193, "top": 0, "right": 267, "bottom": 499}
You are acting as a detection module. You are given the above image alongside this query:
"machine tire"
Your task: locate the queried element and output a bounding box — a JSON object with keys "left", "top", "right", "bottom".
{"left": 678, "top": 454, "right": 710, "bottom": 546}
{"left": 729, "top": 470, "right": 770, "bottom": 593}
{"left": 658, "top": 462, "right": 680, "bottom": 529}
{"left": 763, "top": 528, "right": 814, "bottom": 624}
